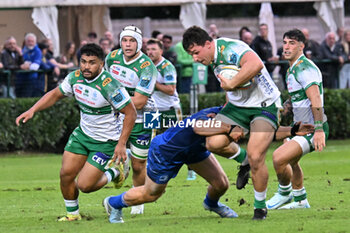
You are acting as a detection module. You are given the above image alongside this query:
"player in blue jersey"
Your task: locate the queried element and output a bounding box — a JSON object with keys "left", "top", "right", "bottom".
{"left": 103, "top": 106, "right": 247, "bottom": 223}
{"left": 102, "top": 106, "right": 313, "bottom": 223}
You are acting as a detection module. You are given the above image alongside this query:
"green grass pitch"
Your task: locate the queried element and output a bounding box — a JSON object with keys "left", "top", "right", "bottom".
{"left": 0, "top": 140, "right": 349, "bottom": 233}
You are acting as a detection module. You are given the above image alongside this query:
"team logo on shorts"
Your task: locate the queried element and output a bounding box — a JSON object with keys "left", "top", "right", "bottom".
{"left": 144, "top": 110, "right": 161, "bottom": 129}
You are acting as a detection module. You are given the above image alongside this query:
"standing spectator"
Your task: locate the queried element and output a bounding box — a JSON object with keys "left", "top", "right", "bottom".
{"left": 151, "top": 30, "right": 161, "bottom": 39}
{"left": 208, "top": 24, "right": 220, "bottom": 39}
{"left": 162, "top": 34, "right": 177, "bottom": 65}
{"left": 174, "top": 41, "right": 193, "bottom": 93}
{"left": 99, "top": 38, "right": 112, "bottom": 58}
{"left": 16, "top": 33, "right": 42, "bottom": 97}
{"left": 59, "top": 41, "right": 78, "bottom": 67}
{"left": 320, "top": 32, "right": 346, "bottom": 89}
{"left": 301, "top": 28, "right": 322, "bottom": 60}
{"left": 76, "top": 40, "right": 88, "bottom": 64}
{"left": 141, "top": 37, "right": 149, "bottom": 54}
{"left": 206, "top": 27, "right": 222, "bottom": 93}
{"left": 104, "top": 31, "right": 115, "bottom": 49}
{"left": 87, "top": 32, "right": 98, "bottom": 44}
{"left": 36, "top": 42, "right": 56, "bottom": 96}
{"left": 241, "top": 31, "right": 253, "bottom": 47}
{"left": 239, "top": 26, "right": 251, "bottom": 40}
{"left": 0, "top": 36, "right": 24, "bottom": 98}
{"left": 251, "top": 24, "right": 279, "bottom": 74}
{"left": 337, "top": 27, "right": 344, "bottom": 43}
{"left": 339, "top": 30, "right": 350, "bottom": 89}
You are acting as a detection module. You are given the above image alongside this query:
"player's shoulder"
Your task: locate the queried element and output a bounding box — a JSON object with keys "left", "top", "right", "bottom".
{"left": 106, "top": 49, "right": 123, "bottom": 60}
{"left": 66, "top": 69, "right": 82, "bottom": 82}
{"left": 137, "top": 54, "right": 157, "bottom": 71}
{"left": 159, "top": 58, "right": 175, "bottom": 70}
{"left": 295, "top": 56, "right": 319, "bottom": 73}
{"left": 99, "top": 70, "right": 122, "bottom": 89}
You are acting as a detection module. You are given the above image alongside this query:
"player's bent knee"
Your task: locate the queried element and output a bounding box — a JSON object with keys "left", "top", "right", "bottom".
{"left": 205, "top": 139, "right": 221, "bottom": 153}
{"left": 211, "top": 176, "right": 229, "bottom": 192}
{"left": 76, "top": 181, "right": 94, "bottom": 193}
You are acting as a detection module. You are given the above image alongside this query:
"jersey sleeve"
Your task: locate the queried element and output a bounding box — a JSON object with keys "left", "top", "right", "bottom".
{"left": 297, "top": 66, "right": 322, "bottom": 90}
{"left": 135, "top": 61, "right": 157, "bottom": 97}
{"left": 102, "top": 76, "right": 132, "bottom": 111}
{"left": 58, "top": 71, "right": 75, "bottom": 97}
{"left": 224, "top": 41, "right": 251, "bottom": 66}
{"left": 162, "top": 63, "right": 177, "bottom": 85}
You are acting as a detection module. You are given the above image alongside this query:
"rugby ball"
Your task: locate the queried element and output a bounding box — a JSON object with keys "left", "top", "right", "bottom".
{"left": 218, "top": 65, "right": 240, "bottom": 80}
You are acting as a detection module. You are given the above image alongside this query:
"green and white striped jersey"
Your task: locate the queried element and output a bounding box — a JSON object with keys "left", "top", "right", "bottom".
{"left": 59, "top": 69, "right": 131, "bottom": 142}
{"left": 212, "top": 38, "right": 281, "bottom": 108}
{"left": 105, "top": 49, "right": 158, "bottom": 123}
{"left": 286, "top": 54, "right": 327, "bottom": 124}
{"left": 152, "top": 57, "right": 180, "bottom": 111}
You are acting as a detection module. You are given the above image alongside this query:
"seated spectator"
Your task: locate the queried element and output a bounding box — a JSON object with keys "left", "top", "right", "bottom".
{"left": 301, "top": 28, "right": 322, "bottom": 60}
{"left": 0, "top": 36, "right": 24, "bottom": 98}
{"left": 162, "top": 34, "right": 177, "bottom": 65}
{"left": 99, "top": 38, "right": 111, "bottom": 58}
{"left": 241, "top": 31, "right": 253, "bottom": 47}
{"left": 16, "top": 33, "right": 42, "bottom": 97}
{"left": 320, "top": 32, "right": 346, "bottom": 89}
{"left": 339, "top": 29, "right": 350, "bottom": 89}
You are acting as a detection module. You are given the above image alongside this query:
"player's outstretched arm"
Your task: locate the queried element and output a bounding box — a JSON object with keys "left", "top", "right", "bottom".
{"left": 15, "top": 87, "right": 65, "bottom": 126}
{"left": 193, "top": 120, "right": 244, "bottom": 142}
{"left": 113, "top": 102, "right": 137, "bottom": 164}
{"left": 274, "top": 122, "right": 315, "bottom": 140}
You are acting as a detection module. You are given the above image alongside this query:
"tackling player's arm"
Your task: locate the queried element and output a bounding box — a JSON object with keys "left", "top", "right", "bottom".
{"left": 15, "top": 87, "right": 65, "bottom": 126}
{"left": 155, "top": 82, "right": 176, "bottom": 96}
{"left": 193, "top": 121, "right": 244, "bottom": 142}
{"left": 218, "top": 51, "right": 263, "bottom": 91}
{"left": 113, "top": 102, "right": 137, "bottom": 164}
{"left": 274, "top": 122, "right": 314, "bottom": 140}
{"left": 306, "top": 84, "right": 326, "bottom": 151}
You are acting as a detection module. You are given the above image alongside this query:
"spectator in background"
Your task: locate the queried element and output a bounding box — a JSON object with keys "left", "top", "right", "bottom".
{"left": 152, "top": 30, "right": 161, "bottom": 39}
{"left": 241, "top": 31, "right": 253, "bottom": 47}
{"left": 16, "top": 33, "right": 42, "bottom": 97}
{"left": 251, "top": 23, "right": 279, "bottom": 75}
{"left": 54, "top": 41, "right": 78, "bottom": 90}
{"left": 337, "top": 27, "right": 344, "bottom": 43}
{"left": 320, "top": 32, "right": 346, "bottom": 89}
{"left": 37, "top": 42, "right": 57, "bottom": 96}
{"left": 76, "top": 39, "right": 88, "bottom": 64}
{"left": 156, "top": 33, "right": 163, "bottom": 41}
{"left": 99, "top": 38, "right": 112, "bottom": 58}
{"left": 87, "top": 32, "right": 98, "bottom": 44}
{"left": 162, "top": 34, "right": 177, "bottom": 65}
{"left": 0, "top": 36, "right": 24, "bottom": 98}
{"left": 104, "top": 31, "right": 115, "bottom": 49}
{"left": 339, "top": 30, "right": 350, "bottom": 89}
{"left": 141, "top": 37, "right": 149, "bottom": 54}
{"left": 174, "top": 41, "right": 193, "bottom": 93}
{"left": 301, "top": 28, "right": 322, "bottom": 60}
{"left": 239, "top": 26, "right": 251, "bottom": 40}
{"left": 208, "top": 24, "right": 220, "bottom": 39}
{"left": 206, "top": 27, "right": 221, "bottom": 93}
{"left": 59, "top": 41, "right": 78, "bottom": 67}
